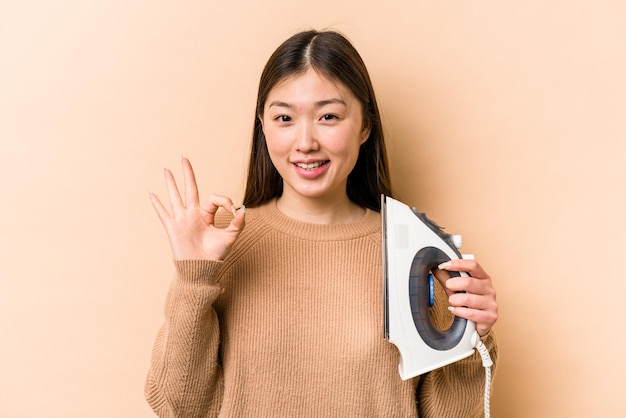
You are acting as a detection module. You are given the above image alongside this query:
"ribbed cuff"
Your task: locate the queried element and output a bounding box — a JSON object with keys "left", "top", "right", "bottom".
{"left": 174, "top": 259, "right": 223, "bottom": 284}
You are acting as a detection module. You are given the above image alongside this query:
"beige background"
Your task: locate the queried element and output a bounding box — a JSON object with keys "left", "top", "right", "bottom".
{"left": 1, "top": 1, "right": 624, "bottom": 417}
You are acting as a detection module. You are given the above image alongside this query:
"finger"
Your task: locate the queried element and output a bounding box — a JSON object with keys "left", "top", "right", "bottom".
{"left": 449, "top": 291, "right": 496, "bottom": 311}
{"left": 446, "top": 274, "right": 495, "bottom": 296}
{"left": 448, "top": 305, "right": 497, "bottom": 322}
{"left": 148, "top": 192, "right": 172, "bottom": 227}
{"left": 200, "top": 194, "right": 238, "bottom": 223}
{"left": 164, "top": 168, "right": 184, "bottom": 212}
{"left": 226, "top": 204, "right": 246, "bottom": 232}
{"left": 438, "top": 259, "right": 488, "bottom": 279}
{"left": 181, "top": 157, "right": 200, "bottom": 208}
{"left": 447, "top": 305, "right": 498, "bottom": 337}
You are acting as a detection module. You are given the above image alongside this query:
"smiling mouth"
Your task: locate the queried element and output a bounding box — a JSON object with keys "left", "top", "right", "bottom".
{"left": 294, "top": 161, "right": 329, "bottom": 170}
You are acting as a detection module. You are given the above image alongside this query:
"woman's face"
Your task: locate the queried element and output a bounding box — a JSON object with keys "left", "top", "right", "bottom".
{"left": 260, "top": 68, "right": 370, "bottom": 207}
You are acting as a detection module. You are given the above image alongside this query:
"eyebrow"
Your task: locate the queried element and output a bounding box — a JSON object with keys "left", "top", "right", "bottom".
{"left": 268, "top": 98, "right": 347, "bottom": 109}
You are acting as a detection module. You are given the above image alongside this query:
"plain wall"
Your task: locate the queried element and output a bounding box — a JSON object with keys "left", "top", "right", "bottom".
{"left": 1, "top": 1, "right": 624, "bottom": 416}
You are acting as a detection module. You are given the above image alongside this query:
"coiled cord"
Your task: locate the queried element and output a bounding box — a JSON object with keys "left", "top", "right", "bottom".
{"left": 475, "top": 338, "right": 493, "bottom": 418}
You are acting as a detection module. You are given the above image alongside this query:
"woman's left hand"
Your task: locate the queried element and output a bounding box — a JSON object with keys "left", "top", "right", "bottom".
{"left": 436, "top": 259, "right": 498, "bottom": 337}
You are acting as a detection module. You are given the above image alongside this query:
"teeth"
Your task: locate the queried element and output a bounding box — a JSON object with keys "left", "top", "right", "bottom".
{"left": 295, "top": 161, "right": 326, "bottom": 170}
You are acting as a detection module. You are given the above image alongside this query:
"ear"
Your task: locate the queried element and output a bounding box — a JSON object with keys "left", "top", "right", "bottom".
{"left": 257, "top": 115, "right": 266, "bottom": 136}
{"left": 360, "top": 122, "right": 371, "bottom": 145}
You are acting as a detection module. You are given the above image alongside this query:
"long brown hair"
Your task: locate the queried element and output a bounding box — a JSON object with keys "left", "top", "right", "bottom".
{"left": 243, "top": 30, "right": 393, "bottom": 211}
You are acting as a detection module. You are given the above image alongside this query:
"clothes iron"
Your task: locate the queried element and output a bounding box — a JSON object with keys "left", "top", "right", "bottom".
{"left": 382, "top": 195, "right": 479, "bottom": 380}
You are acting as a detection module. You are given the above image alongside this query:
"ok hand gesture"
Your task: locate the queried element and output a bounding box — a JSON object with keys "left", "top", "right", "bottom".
{"left": 149, "top": 157, "right": 246, "bottom": 261}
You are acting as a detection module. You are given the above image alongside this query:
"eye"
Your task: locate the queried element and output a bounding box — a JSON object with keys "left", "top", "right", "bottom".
{"left": 274, "top": 115, "right": 292, "bottom": 123}
{"left": 321, "top": 114, "right": 338, "bottom": 121}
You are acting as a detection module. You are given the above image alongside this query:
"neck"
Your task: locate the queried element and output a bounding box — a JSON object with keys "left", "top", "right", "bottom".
{"left": 276, "top": 195, "right": 366, "bottom": 225}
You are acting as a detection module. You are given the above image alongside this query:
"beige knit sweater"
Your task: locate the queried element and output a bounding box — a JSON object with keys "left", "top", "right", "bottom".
{"left": 145, "top": 200, "right": 497, "bottom": 417}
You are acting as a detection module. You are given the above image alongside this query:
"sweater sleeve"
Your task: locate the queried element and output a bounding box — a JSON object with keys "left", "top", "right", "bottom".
{"left": 416, "top": 330, "right": 498, "bottom": 417}
{"left": 145, "top": 260, "right": 225, "bottom": 418}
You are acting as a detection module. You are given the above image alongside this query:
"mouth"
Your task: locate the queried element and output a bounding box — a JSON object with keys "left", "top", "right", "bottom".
{"left": 293, "top": 160, "right": 330, "bottom": 171}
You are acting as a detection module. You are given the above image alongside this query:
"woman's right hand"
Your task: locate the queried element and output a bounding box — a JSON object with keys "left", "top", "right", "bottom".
{"left": 149, "top": 157, "right": 246, "bottom": 261}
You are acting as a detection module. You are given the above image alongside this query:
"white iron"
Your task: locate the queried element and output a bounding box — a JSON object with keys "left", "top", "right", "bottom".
{"left": 382, "top": 195, "right": 478, "bottom": 380}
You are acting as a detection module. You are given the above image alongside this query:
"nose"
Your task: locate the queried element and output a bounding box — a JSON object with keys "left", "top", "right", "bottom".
{"left": 295, "top": 121, "right": 319, "bottom": 153}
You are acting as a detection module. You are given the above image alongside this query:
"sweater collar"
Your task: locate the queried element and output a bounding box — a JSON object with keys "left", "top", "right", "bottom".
{"left": 256, "top": 199, "right": 381, "bottom": 241}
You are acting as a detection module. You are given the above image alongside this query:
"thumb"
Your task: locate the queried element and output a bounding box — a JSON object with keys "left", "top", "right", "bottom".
{"left": 227, "top": 204, "right": 246, "bottom": 232}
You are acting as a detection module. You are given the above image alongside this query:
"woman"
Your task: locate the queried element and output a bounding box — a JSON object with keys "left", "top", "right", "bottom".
{"left": 146, "top": 30, "right": 498, "bottom": 417}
